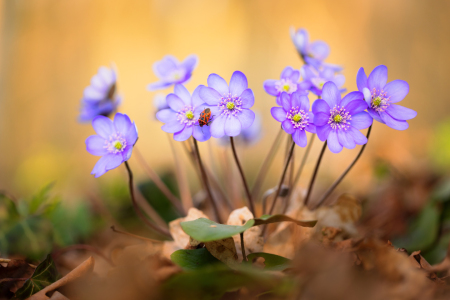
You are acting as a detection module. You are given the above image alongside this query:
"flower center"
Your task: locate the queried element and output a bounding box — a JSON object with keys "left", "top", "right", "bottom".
{"left": 370, "top": 88, "right": 390, "bottom": 113}
{"left": 177, "top": 105, "right": 197, "bottom": 126}
{"left": 328, "top": 106, "right": 351, "bottom": 130}
{"left": 218, "top": 93, "right": 243, "bottom": 117}
{"left": 169, "top": 69, "right": 185, "bottom": 81}
{"left": 105, "top": 133, "right": 127, "bottom": 154}
{"left": 185, "top": 111, "right": 194, "bottom": 120}
{"left": 275, "top": 79, "right": 298, "bottom": 94}
{"left": 287, "top": 107, "right": 309, "bottom": 130}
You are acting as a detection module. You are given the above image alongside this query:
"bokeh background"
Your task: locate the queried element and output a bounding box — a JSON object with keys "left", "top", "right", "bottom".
{"left": 1, "top": 0, "right": 449, "bottom": 201}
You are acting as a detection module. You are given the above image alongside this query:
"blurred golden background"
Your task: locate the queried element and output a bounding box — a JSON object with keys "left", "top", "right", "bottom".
{"left": 1, "top": 0, "right": 449, "bottom": 201}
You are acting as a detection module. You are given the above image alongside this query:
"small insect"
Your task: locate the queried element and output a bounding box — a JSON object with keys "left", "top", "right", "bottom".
{"left": 198, "top": 108, "right": 213, "bottom": 127}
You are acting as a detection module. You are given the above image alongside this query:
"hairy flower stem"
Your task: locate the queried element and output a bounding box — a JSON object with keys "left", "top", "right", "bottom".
{"left": 313, "top": 125, "right": 372, "bottom": 209}
{"left": 230, "top": 137, "right": 256, "bottom": 215}
{"left": 267, "top": 141, "right": 296, "bottom": 216}
{"left": 251, "top": 128, "right": 284, "bottom": 200}
{"left": 303, "top": 141, "right": 328, "bottom": 207}
{"left": 124, "top": 161, "right": 171, "bottom": 238}
{"left": 134, "top": 146, "right": 185, "bottom": 215}
{"left": 240, "top": 232, "right": 248, "bottom": 262}
{"left": 192, "top": 138, "right": 222, "bottom": 223}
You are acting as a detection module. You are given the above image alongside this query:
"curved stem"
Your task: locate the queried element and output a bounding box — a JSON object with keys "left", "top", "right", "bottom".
{"left": 124, "top": 161, "right": 171, "bottom": 237}
{"left": 251, "top": 128, "right": 284, "bottom": 200}
{"left": 267, "top": 141, "right": 296, "bottom": 216}
{"left": 313, "top": 125, "right": 372, "bottom": 209}
{"left": 303, "top": 141, "right": 327, "bottom": 207}
{"left": 240, "top": 232, "right": 247, "bottom": 262}
{"left": 230, "top": 137, "right": 255, "bottom": 215}
{"left": 192, "top": 138, "right": 222, "bottom": 223}
{"left": 133, "top": 146, "right": 185, "bottom": 215}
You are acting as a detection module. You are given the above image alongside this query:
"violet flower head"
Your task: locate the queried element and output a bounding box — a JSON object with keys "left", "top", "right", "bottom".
{"left": 357, "top": 65, "right": 417, "bottom": 130}
{"left": 86, "top": 113, "right": 138, "bottom": 178}
{"left": 147, "top": 55, "right": 198, "bottom": 91}
{"left": 300, "top": 65, "right": 345, "bottom": 96}
{"left": 312, "top": 82, "right": 372, "bottom": 153}
{"left": 264, "top": 66, "right": 308, "bottom": 105}
{"left": 79, "top": 65, "right": 121, "bottom": 122}
{"left": 156, "top": 84, "right": 211, "bottom": 142}
{"left": 271, "top": 91, "right": 316, "bottom": 147}
{"left": 290, "top": 27, "right": 330, "bottom": 68}
{"left": 199, "top": 71, "right": 255, "bottom": 138}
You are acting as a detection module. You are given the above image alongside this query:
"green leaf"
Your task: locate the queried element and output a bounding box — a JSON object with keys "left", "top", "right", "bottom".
{"left": 246, "top": 252, "right": 291, "bottom": 271}
{"left": 14, "top": 254, "right": 59, "bottom": 299}
{"left": 254, "top": 215, "right": 317, "bottom": 227}
{"left": 171, "top": 248, "right": 223, "bottom": 270}
{"left": 180, "top": 218, "right": 255, "bottom": 242}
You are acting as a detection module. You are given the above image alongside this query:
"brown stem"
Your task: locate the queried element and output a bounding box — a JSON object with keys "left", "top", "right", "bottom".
{"left": 124, "top": 161, "right": 171, "bottom": 237}
{"left": 192, "top": 138, "right": 222, "bottom": 223}
{"left": 240, "top": 232, "right": 247, "bottom": 262}
{"left": 52, "top": 244, "right": 114, "bottom": 266}
{"left": 303, "top": 141, "right": 327, "bottom": 207}
{"left": 313, "top": 125, "right": 372, "bottom": 209}
{"left": 230, "top": 137, "right": 255, "bottom": 215}
{"left": 110, "top": 225, "right": 163, "bottom": 243}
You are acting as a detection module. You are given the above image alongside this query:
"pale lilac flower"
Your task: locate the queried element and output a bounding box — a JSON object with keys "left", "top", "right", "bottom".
{"left": 79, "top": 65, "right": 121, "bottom": 122}
{"left": 312, "top": 82, "right": 372, "bottom": 153}
{"left": 300, "top": 65, "right": 346, "bottom": 96}
{"left": 217, "top": 111, "right": 263, "bottom": 146}
{"left": 86, "top": 113, "right": 138, "bottom": 177}
{"left": 356, "top": 65, "right": 417, "bottom": 130}
{"left": 199, "top": 71, "right": 255, "bottom": 138}
{"left": 290, "top": 27, "right": 330, "bottom": 68}
{"left": 271, "top": 91, "right": 316, "bottom": 147}
{"left": 147, "top": 55, "right": 198, "bottom": 91}
{"left": 263, "top": 66, "right": 308, "bottom": 105}
{"left": 156, "top": 84, "right": 211, "bottom": 142}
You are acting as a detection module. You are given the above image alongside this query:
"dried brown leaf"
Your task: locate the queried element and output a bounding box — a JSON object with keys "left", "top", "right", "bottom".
{"left": 0, "top": 259, "right": 35, "bottom": 295}
{"left": 205, "top": 238, "right": 238, "bottom": 267}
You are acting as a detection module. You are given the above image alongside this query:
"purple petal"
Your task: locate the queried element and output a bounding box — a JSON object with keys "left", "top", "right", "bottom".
{"left": 281, "top": 67, "right": 294, "bottom": 79}
{"left": 348, "top": 127, "right": 368, "bottom": 145}
{"left": 122, "top": 145, "right": 133, "bottom": 161}
{"left": 207, "top": 74, "right": 229, "bottom": 95}
{"left": 162, "top": 120, "right": 185, "bottom": 133}
{"left": 126, "top": 122, "right": 138, "bottom": 146}
{"left": 92, "top": 115, "right": 115, "bottom": 139}
{"left": 380, "top": 112, "right": 409, "bottom": 130}
{"left": 368, "top": 65, "right": 388, "bottom": 90}
{"left": 153, "top": 55, "right": 178, "bottom": 78}
{"left": 240, "top": 89, "right": 254, "bottom": 108}
{"left": 314, "top": 112, "right": 329, "bottom": 127}
{"left": 271, "top": 107, "right": 287, "bottom": 122}
{"left": 282, "top": 119, "right": 295, "bottom": 134}
{"left": 180, "top": 54, "right": 198, "bottom": 73}
{"left": 367, "top": 108, "right": 385, "bottom": 124}
{"left": 290, "top": 92, "right": 302, "bottom": 108}
{"left": 299, "top": 95, "right": 310, "bottom": 111}
{"left": 351, "top": 112, "right": 373, "bottom": 130}
{"left": 322, "top": 82, "right": 341, "bottom": 108}
{"left": 337, "top": 130, "right": 356, "bottom": 149}
{"left": 344, "top": 100, "right": 368, "bottom": 115}
{"left": 290, "top": 27, "right": 308, "bottom": 53}
{"left": 229, "top": 71, "right": 248, "bottom": 96}
{"left": 327, "top": 130, "right": 343, "bottom": 153}
{"left": 306, "top": 123, "right": 316, "bottom": 134}
{"left": 264, "top": 80, "right": 278, "bottom": 96}
{"left": 384, "top": 80, "right": 409, "bottom": 103}
{"left": 225, "top": 116, "right": 242, "bottom": 136}
{"left": 289, "top": 70, "right": 300, "bottom": 82}
{"left": 174, "top": 84, "right": 192, "bottom": 105}
{"left": 312, "top": 99, "right": 330, "bottom": 114}
{"left": 156, "top": 109, "right": 177, "bottom": 123}
{"left": 280, "top": 92, "right": 291, "bottom": 111}
{"left": 113, "top": 113, "right": 132, "bottom": 136}
{"left": 191, "top": 85, "right": 205, "bottom": 107}
{"left": 86, "top": 135, "right": 107, "bottom": 156}
{"left": 193, "top": 125, "right": 211, "bottom": 142}
{"left": 147, "top": 81, "right": 173, "bottom": 91}
{"left": 206, "top": 106, "right": 220, "bottom": 117}
{"left": 200, "top": 86, "right": 222, "bottom": 105}
{"left": 293, "top": 129, "right": 307, "bottom": 147}
{"left": 309, "top": 41, "right": 330, "bottom": 60}
{"left": 316, "top": 125, "right": 331, "bottom": 142}
{"left": 210, "top": 114, "right": 226, "bottom": 138}
{"left": 83, "top": 86, "right": 104, "bottom": 100}
{"left": 356, "top": 67, "right": 368, "bottom": 91}
{"left": 166, "top": 94, "right": 185, "bottom": 111}
{"left": 386, "top": 104, "right": 417, "bottom": 120}
{"left": 340, "top": 91, "right": 364, "bottom": 107}
{"left": 237, "top": 109, "right": 255, "bottom": 129}
{"left": 174, "top": 125, "right": 193, "bottom": 141}
{"left": 91, "top": 155, "right": 113, "bottom": 178}
{"left": 106, "top": 153, "right": 124, "bottom": 170}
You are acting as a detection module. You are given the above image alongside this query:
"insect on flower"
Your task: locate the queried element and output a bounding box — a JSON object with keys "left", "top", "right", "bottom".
{"left": 198, "top": 108, "right": 213, "bottom": 127}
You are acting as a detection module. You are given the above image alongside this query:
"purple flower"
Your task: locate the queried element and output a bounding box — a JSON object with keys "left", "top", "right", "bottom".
{"left": 217, "top": 111, "right": 263, "bottom": 146}
{"left": 263, "top": 66, "right": 308, "bottom": 105}
{"left": 271, "top": 91, "right": 316, "bottom": 147}
{"left": 312, "top": 82, "right": 372, "bottom": 153}
{"left": 79, "top": 65, "right": 121, "bottom": 122}
{"left": 290, "top": 27, "right": 330, "bottom": 68}
{"left": 199, "top": 71, "right": 255, "bottom": 138}
{"left": 300, "top": 65, "right": 345, "bottom": 96}
{"left": 356, "top": 65, "right": 417, "bottom": 130}
{"left": 156, "top": 84, "right": 211, "bottom": 142}
{"left": 86, "top": 113, "right": 138, "bottom": 178}
{"left": 147, "top": 55, "right": 198, "bottom": 91}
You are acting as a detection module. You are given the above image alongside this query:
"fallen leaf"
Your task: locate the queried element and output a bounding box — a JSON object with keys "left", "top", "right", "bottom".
{"left": 169, "top": 208, "right": 209, "bottom": 249}
{"left": 205, "top": 238, "right": 238, "bottom": 267}
{"left": 0, "top": 259, "right": 35, "bottom": 296}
